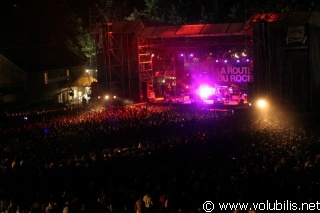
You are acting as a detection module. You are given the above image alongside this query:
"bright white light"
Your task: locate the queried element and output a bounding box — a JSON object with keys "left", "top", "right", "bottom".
{"left": 242, "top": 51, "right": 247, "bottom": 57}
{"left": 224, "top": 60, "right": 227, "bottom": 63}
{"left": 105, "top": 95, "right": 109, "bottom": 100}
{"left": 257, "top": 99, "right": 267, "bottom": 108}
{"left": 113, "top": 95, "right": 116, "bottom": 99}
{"left": 199, "top": 85, "right": 214, "bottom": 99}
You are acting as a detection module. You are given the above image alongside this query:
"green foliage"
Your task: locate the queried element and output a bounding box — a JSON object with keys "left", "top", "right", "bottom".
{"left": 227, "top": 2, "right": 243, "bottom": 22}
{"left": 200, "top": 5, "right": 213, "bottom": 24}
{"left": 168, "top": 4, "right": 185, "bottom": 24}
{"left": 62, "top": 13, "right": 94, "bottom": 64}
{"left": 97, "top": 0, "right": 113, "bottom": 8}
{"left": 125, "top": 8, "right": 142, "bottom": 21}
{"left": 142, "top": 0, "right": 165, "bottom": 22}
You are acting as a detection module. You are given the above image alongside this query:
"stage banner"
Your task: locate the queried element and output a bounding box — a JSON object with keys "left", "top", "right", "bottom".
{"left": 185, "top": 61, "right": 254, "bottom": 84}
{"left": 214, "top": 63, "right": 254, "bottom": 83}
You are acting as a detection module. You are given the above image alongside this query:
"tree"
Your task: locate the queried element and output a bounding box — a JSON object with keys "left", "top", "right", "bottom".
{"left": 227, "top": 2, "right": 244, "bottom": 22}
{"left": 142, "top": 0, "right": 165, "bottom": 22}
{"left": 93, "top": 0, "right": 113, "bottom": 21}
{"left": 125, "top": 7, "right": 142, "bottom": 21}
{"left": 167, "top": 4, "right": 185, "bottom": 24}
{"left": 243, "top": 0, "right": 320, "bottom": 15}
{"left": 199, "top": 5, "right": 213, "bottom": 24}
{"left": 64, "top": 13, "right": 95, "bottom": 62}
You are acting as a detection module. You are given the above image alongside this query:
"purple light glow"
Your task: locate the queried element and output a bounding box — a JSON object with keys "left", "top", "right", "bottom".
{"left": 199, "top": 85, "right": 214, "bottom": 99}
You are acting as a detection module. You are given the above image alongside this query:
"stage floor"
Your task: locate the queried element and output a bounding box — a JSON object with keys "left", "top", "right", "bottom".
{"left": 147, "top": 96, "right": 250, "bottom": 110}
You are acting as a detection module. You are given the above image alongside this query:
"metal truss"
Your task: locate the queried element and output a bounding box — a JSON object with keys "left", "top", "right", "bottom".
{"left": 105, "top": 23, "right": 126, "bottom": 97}
{"left": 138, "top": 37, "right": 178, "bottom": 99}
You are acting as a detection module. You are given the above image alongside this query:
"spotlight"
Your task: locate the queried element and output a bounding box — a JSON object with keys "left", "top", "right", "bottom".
{"left": 256, "top": 99, "right": 268, "bottom": 108}
{"left": 242, "top": 50, "right": 248, "bottom": 57}
{"left": 198, "top": 85, "right": 214, "bottom": 100}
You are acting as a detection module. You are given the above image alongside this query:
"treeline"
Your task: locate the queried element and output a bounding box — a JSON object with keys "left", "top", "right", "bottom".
{"left": 0, "top": 0, "right": 319, "bottom": 61}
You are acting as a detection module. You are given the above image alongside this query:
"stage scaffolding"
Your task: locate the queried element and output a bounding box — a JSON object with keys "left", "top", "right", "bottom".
{"left": 138, "top": 37, "right": 178, "bottom": 100}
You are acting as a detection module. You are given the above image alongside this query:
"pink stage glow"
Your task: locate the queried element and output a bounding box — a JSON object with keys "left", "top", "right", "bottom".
{"left": 198, "top": 85, "right": 214, "bottom": 99}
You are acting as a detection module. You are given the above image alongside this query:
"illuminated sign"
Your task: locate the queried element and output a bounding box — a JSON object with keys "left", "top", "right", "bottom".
{"left": 185, "top": 60, "right": 254, "bottom": 84}
{"left": 217, "top": 65, "right": 254, "bottom": 83}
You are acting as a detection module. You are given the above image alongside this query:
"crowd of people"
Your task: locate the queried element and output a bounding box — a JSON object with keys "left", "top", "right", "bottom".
{"left": 0, "top": 101, "right": 320, "bottom": 212}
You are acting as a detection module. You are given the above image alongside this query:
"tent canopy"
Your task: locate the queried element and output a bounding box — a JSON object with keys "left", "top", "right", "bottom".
{"left": 71, "top": 73, "right": 97, "bottom": 87}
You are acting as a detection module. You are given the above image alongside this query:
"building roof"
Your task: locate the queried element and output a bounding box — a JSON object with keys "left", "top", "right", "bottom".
{"left": 139, "top": 23, "right": 248, "bottom": 38}
{"left": 91, "top": 12, "right": 320, "bottom": 39}
{"left": 0, "top": 44, "right": 86, "bottom": 72}
{"left": 91, "top": 21, "right": 250, "bottom": 38}
{"left": 70, "top": 72, "right": 97, "bottom": 87}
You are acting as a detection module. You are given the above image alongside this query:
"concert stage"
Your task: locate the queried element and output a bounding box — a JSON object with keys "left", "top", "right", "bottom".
{"left": 146, "top": 96, "right": 250, "bottom": 111}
